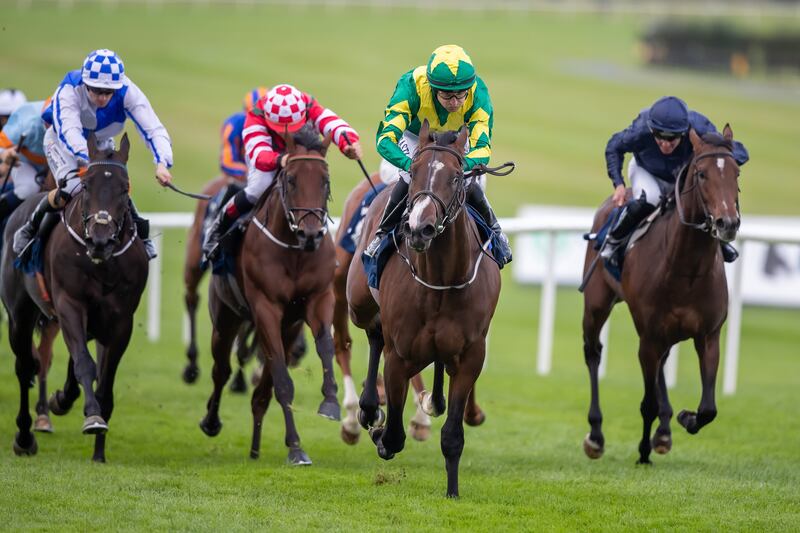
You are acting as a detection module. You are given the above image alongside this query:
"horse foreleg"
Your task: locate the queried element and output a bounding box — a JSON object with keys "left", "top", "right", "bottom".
{"left": 373, "top": 347, "right": 409, "bottom": 460}
{"left": 92, "top": 324, "right": 131, "bottom": 463}
{"left": 636, "top": 339, "right": 664, "bottom": 465}
{"left": 652, "top": 350, "right": 674, "bottom": 454}
{"left": 678, "top": 331, "right": 721, "bottom": 435}
{"left": 229, "top": 324, "right": 252, "bottom": 394}
{"left": 34, "top": 321, "right": 58, "bottom": 433}
{"left": 249, "top": 365, "right": 273, "bottom": 459}
{"left": 358, "top": 323, "right": 385, "bottom": 430}
{"left": 441, "top": 343, "right": 485, "bottom": 498}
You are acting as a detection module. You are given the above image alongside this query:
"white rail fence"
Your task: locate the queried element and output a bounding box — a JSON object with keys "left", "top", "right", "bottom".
{"left": 145, "top": 211, "right": 800, "bottom": 397}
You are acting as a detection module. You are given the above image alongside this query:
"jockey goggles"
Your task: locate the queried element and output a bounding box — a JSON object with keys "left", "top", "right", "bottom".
{"left": 651, "top": 128, "right": 683, "bottom": 141}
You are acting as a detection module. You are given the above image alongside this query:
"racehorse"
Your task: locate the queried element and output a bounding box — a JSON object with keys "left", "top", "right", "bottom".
{"left": 581, "top": 126, "right": 741, "bottom": 464}
{"left": 199, "top": 124, "right": 339, "bottom": 465}
{"left": 181, "top": 174, "right": 265, "bottom": 392}
{"left": 347, "top": 122, "right": 501, "bottom": 497}
{"left": 333, "top": 177, "right": 486, "bottom": 444}
{"left": 1, "top": 133, "right": 148, "bottom": 461}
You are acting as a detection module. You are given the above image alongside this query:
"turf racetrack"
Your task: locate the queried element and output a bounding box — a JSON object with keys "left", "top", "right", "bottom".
{"left": 1, "top": 4, "right": 799, "bottom": 530}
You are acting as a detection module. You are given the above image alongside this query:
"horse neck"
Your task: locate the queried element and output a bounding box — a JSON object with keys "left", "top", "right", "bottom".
{"left": 663, "top": 182, "right": 718, "bottom": 275}
{"left": 411, "top": 209, "right": 475, "bottom": 284}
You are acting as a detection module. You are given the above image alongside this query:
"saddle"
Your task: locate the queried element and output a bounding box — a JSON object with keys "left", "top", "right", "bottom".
{"left": 339, "top": 182, "right": 388, "bottom": 254}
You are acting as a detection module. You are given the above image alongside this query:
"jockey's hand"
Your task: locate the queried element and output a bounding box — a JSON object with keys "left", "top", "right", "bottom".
{"left": 3, "top": 146, "right": 19, "bottom": 167}
{"left": 155, "top": 163, "right": 172, "bottom": 187}
{"left": 342, "top": 141, "right": 362, "bottom": 160}
{"left": 612, "top": 184, "right": 626, "bottom": 207}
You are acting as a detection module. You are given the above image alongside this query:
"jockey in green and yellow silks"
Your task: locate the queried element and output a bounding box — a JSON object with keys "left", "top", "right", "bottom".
{"left": 367, "top": 44, "right": 511, "bottom": 264}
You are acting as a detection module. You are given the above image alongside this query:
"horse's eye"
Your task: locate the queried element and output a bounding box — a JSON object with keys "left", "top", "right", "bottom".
{"left": 697, "top": 170, "right": 706, "bottom": 180}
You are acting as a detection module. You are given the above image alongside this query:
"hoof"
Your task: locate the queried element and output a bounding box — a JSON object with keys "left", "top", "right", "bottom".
{"left": 583, "top": 433, "right": 604, "bottom": 459}
{"left": 317, "top": 399, "right": 341, "bottom": 421}
{"left": 48, "top": 391, "right": 71, "bottom": 416}
{"left": 652, "top": 433, "right": 672, "bottom": 455}
{"left": 82, "top": 415, "right": 108, "bottom": 435}
{"left": 677, "top": 410, "right": 701, "bottom": 434}
{"left": 12, "top": 432, "right": 38, "bottom": 456}
{"left": 408, "top": 420, "right": 431, "bottom": 442}
{"left": 374, "top": 439, "right": 395, "bottom": 461}
{"left": 34, "top": 414, "right": 53, "bottom": 433}
{"left": 250, "top": 448, "right": 260, "bottom": 460}
{"left": 92, "top": 455, "right": 106, "bottom": 463}
{"left": 288, "top": 448, "right": 312, "bottom": 466}
{"left": 464, "top": 409, "right": 486, "bottom": 427}
{"left": 199, "top": 416, "right": 222, "bottom": 437}
{"left": 357, "top": 407, "right": 385, "bottom": 430}
{"left": 340, "top": 425, "right": 360, "bottom": 445}
{"left": 182, "top": 363, "right": 200, "bottom": 384}
{"left": 636, "top": 458, "right": 653, "bottom": 465}
{"left": 229, "top": 370, "right": 247, "bottom": 394}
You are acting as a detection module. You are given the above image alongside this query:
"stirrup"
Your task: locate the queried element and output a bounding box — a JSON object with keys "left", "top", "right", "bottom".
{"left": 143, "top": 239, "right": 158, "bottom": 260}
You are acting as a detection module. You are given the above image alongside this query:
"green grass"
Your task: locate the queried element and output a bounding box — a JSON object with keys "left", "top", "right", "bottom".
{"left": 1, "top": 4, "right": 799, "bottom": 531}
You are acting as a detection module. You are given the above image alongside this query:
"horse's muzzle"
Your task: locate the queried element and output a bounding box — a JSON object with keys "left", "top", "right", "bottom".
{"left": 405, "top": 221, "right": 435, "bottom": 252}
{"left": 712, "top": 215, "right": 740, "bottom": 243}
{"left": 296, "top": 228, "right": 325, "bottom": 252}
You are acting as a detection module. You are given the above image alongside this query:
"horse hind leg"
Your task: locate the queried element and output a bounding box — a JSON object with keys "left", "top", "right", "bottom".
{"left": 182, "top": 283, "right": 201, "bottom": 384}
{"left": 229, "top": 324, "right": 252, "bottom": 394}
{"left": 34, "top": 321, "right": 58, "bottom": 433}
{"left": 581, "top": 278, "right": 615, "bottom": 459}
{"left": 49, "top": 356, "right": 80, "bottom": 416}
{"left": 408, "top": 373, "right": 431, "bottom": 442}
{"left": 651, "top": 350, "right": 674, "bottom": 454}
{"left": 8, "top": 310, "right": 40, "bottom": 456}
{"left": 199, "top": 314, "right": 239, "bottom": 437}
{"left": 678, "top": 332, "right": 720, "bottom": 435}
{"left": 334, "top": 272, "right": 359, "bottom": 444}
{"left": 463, "top": 385, "right": 485, "bottom": 427}
{"left": 249, "top": 367, "right": 274, "bottom": 459}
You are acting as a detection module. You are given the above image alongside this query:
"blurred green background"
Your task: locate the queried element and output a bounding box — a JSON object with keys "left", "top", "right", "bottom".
{"left": 1, "top": 3, "right": 799, "bottom": 531}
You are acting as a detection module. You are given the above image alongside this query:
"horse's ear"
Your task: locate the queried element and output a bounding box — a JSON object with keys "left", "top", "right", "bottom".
{"left": 418, "top": 119, "right": 431, "bottom": 147}
{"left": 118, "top": 133, "right": 130, "bottom": 163}
{"left": 87, "top": 132, "right": 99, "bottom": 161}
{"left": 284, "top": 126, "right": 295, "bottom": 153}
{"left": 321, "top": 131, "right": 332, "bottom": 156}
{"left": 722, "top": 123, "right": 733, "bottom": 142}
{"left": 688, "top": 128, "right": 703, "bottom": 149}
{"left": 456, "top": 125, "right": 469, "bottom": 155}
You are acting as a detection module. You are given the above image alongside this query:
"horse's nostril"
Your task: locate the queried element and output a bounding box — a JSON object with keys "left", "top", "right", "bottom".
{"left": 316, "top": 230, "right": 325, "bottom": 240}
{"left": 296, "top": 229, "right": 306, "bottom": 240}
{"left": 402, "top": 222, "right": 411, "bottom": 235}
{"left": 421, "top": 224, "right": 436, "bottom": 239}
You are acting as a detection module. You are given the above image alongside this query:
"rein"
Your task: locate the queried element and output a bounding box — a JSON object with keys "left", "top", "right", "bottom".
{"left": 252, "top": 153, "right": 330, "bottom": 249}
{"left": 675, "top": 150, "right": 736, "bottom": 234}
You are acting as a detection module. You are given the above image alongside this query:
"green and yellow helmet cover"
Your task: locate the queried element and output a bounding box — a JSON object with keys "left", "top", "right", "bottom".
{"left": 426, "top": 45, "right": 476, "bottom": 91}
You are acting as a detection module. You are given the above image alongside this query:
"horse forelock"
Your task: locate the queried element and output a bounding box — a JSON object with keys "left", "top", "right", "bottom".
{"left": 291, "top": 123, "right": 325, "bottom": 153}
{"left": 700, "top": 132, "right": 733, "bottom": 151}
{"left": 432, "top": 130, "right": 459, "bottom": 147}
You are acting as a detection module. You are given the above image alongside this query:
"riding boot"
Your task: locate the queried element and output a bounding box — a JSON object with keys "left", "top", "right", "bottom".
{"left": 364, "top": 179, "right": 409, "bottom": 257}
{"left": 203, "top": 190, "right": 253, "bottom": 261}
{"left": 128, "top": 198, "right": 157, "bottom": 260}
{"left": 13, "top": 194, "right": 60, "bottom": 258}
{"left": 721, "top": 242, "right": 739, "bottom": 263}
{"left": 467, "top": 184, "right": 512, "bottom": 264}
{"left": 600, "top": 198, "right": 656, "bottom": 262}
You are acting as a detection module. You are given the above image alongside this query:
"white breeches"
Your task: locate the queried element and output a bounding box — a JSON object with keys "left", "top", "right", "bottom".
{"left": 243, "top": 165, "right": 278, "bottom": 204}
{"left": 629, "top": 157, "right": 671, "bottom": 207}
{"left": 44, "top": 127, "right": 114, "bottom": 198}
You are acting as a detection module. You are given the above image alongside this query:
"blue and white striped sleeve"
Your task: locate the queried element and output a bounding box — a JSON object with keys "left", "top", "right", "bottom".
{"left": 53, "top": 83, "right": 89, "bottom": 161}
{"left": 123, "top": 80, "right": 173, "bottom": 168}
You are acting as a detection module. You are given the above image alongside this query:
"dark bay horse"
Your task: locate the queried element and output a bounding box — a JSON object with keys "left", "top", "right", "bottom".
{"left": 200, "top": 125, "right": 339, "bottom": 465}
{"left": 581, "top": 126, "right": 741, "bottom": 464}
{"left": 1, "top": 133, "right": 148, "bottom": 461}
{"left": 333, "top": 177, "right": 486, "bottom": 444}
{"left": 347, "top": 122, "right": 501, "bottom": 497}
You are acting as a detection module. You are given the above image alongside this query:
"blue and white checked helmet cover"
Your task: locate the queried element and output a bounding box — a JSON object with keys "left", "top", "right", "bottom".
{"left": 81, "top": 49, "right": 125, "bottom": 89}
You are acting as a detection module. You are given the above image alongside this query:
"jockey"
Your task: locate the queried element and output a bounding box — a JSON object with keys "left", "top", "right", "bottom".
{"left": 13, "top": 49, "right": 173, "bottom": 261}
{"left": 601, "top": 95, "right": 749, "bottom": 264}
{"left": 0, "top": 100, "right": 49, "bottom": 220}
{"left": 365, "top": 44, "right": 511, "bottom": 263}
{"left": 0, "top": 88, "right": 27, "bottom": 130}
{"left": 219, "top": 87, "right": 268, "bottom": 179}
{"left": 203, "top": 83, "right": 362, "bottom": 259}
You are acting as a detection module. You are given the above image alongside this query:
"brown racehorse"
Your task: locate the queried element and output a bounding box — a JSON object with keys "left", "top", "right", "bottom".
{"left": 348, "top": 122, "right": 501, "bottom": 497}
{"left": 1, "top": 133, "right": 148, "bottom": 461}
{"left": 181, "top": 174, "right": 267, "bottom": 392}
{"left": 581, "top": 126, "right": 741, "bottom": 464}
{"left": 333, "top": 177, "right": 485, "bottom": 444}
{"left": 200, "top": 125, "right": 339, "bottom": 465}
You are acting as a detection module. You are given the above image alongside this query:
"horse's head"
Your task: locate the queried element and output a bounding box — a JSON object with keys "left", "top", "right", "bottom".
{"left": 684, "top": 125, "right": 741, "bottom": 242}
{"left": 278, "top": 124, "right": 332, "bottom": 251}
{"left": 82, "top": 132, "right": 131, "bottom": 262}
{"left": 404, "top": 120, "right": 469, "bottom": 252}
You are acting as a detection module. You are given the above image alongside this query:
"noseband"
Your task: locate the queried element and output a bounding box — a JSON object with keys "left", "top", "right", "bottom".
{"left": 277, "top": 154, "right": 331, "bottom": 232}
{"left": 408, "top": 144, "right": 467, "bottom": 236}
{"left": 675, "top": 150, "right": 738, "bottom": 235}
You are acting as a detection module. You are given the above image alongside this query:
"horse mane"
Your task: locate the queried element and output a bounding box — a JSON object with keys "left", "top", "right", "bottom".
{"left": 700, "top": 131, "right": 733, "bottom": 151}
{"left": 292, "top": 123, "right": 325, "bottom": 153}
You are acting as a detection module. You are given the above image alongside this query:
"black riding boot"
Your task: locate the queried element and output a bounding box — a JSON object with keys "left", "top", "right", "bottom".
{"left": 128, "top": 199, "right": 157, "bottom": 260}
{"left": 721, "top": 242, "right": 739, "bottom": 263}
{"left": 364, "top": 179, "right": 409, "bottom": 257}
{"left": 467, "top": 184, "right": 512, "bottom": 264}
{"left": 600, "top": 198, "right": 656, "bottom": 263}
{"left": 203, "top": 190, "right": 253, "bottom": 261}
{"left": 13, "top": 195, "right": 60, "bottom": 258}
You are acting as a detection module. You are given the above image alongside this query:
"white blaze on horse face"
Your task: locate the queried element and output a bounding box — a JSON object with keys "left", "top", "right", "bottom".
{"left": 409, "top": 160, "right": 444, "bottom": 229}
{"left": 717, "top": 158, "right": 725, "bottom": 174}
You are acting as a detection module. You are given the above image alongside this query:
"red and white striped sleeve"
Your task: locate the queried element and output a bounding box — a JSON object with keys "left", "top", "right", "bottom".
{"left": 303, "top": 93, "right": 359, "bottom": 152}
{"left": 243, "top": 101, "right": 279, "bottom": 172}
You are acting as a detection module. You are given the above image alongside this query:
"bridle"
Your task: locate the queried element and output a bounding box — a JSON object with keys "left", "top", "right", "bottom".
{"left": 407, "top": 144, "right": 468, "bottom": 237}
{"left": 675, "top": 149, "right": 738, "bottom": 236}
{"left": 252, "top": 153, "right": 331, "bottom": 249}
{"left": 64, "top": 159, "right": 136, "bottom": 260}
